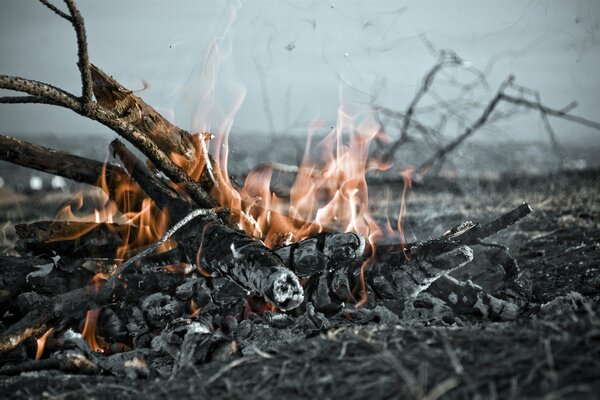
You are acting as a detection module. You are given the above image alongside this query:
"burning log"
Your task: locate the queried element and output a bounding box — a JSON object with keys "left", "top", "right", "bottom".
{"left": 110, "top": 139, "right": 193, "bottom": 221}
{"left": 275, "top": 232, "right": 366, "bottom": 277}
{"left": 302, "top": 204, "right": 532, "bottom": 316}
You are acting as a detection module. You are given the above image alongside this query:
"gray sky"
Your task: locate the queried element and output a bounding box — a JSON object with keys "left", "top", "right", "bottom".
{"left": 1, "top": 0, "right": 599, "bottom": 154}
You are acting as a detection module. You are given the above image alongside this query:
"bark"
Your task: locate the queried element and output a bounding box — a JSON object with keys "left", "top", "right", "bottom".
{"left": 91, "top": 65, "right": 196, "bottom": 163}
{"left": 0, "top": 134, "right": 130, "bottom": 201}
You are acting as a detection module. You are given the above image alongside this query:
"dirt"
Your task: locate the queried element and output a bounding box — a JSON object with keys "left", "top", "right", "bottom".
{"left": 0, "top": 166, "right": 599, "bottom": 399}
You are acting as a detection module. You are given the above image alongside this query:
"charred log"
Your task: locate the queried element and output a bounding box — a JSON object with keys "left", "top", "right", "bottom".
{"left": 15, "top": 221, "right": 138, "bottom": 258}
{"left": 275, "top": 232, "right": 365, "bottom": 277}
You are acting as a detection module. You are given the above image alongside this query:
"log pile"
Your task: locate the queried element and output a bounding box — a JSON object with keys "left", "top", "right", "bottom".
{"left": 0, "top": 0, "right": 535, "bottom": 379}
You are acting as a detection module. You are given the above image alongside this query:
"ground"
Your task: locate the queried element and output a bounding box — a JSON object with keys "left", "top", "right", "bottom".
{"left": 0, "top": 139, "right": 599, "bottom": 399}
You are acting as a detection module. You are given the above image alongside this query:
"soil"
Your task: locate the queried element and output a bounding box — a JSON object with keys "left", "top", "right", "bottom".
{"left": 0, "top": 158, "right": 599, "bottom": 399}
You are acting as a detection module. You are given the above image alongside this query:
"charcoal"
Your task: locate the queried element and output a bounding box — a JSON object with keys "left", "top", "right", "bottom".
{"left": 426, "top": 275, "right": 519, "bottom": 321}
{"left": 141, "top": 293, "right": 185, "bottom": 330}
{"left": 275, "top": 232, "right": 365, "bottom": 277}
{"left": 151, "top": 319, "right": 213, "bottom": 360}
{"left": 294, "top": 303, "right": 331, "bottom": 331}
{"left": 97, "top": 308, "right": 128, "bottom": 342}
{"left": 125, "top": 306, "right": 150, "bottom": 342}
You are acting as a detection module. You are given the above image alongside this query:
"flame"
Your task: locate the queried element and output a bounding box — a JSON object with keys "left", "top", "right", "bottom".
{"left": 53, "top": 161, "right": 171, "bottom": 267}
{"left": 81, "top": 309, "right": 103, "bottom": 353}
{"left": 205, "top": 101, "right": 410, "bottom": 252}
{"left": 35, "top": 327, "right": 54, "bottom": 360}
{"left": 188, "top": 298, "right": 202, "bottom": 317}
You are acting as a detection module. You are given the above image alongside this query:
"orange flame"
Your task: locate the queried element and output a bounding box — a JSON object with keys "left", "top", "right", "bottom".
{"left": 53, "top": 160, "right": 171, "bottom": 267}
{"left": 35, "top": 327, "right": 54, "bottom": 360}
{"left": 82, "top": 309, "right": 103, "bottom": 353}
{"left": 189, "top": 298, "right": 202, "bottom": 317}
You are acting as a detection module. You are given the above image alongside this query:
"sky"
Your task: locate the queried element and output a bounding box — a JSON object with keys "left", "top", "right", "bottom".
{"left": 0, "top": 0, "right": 599, "bottom": 155}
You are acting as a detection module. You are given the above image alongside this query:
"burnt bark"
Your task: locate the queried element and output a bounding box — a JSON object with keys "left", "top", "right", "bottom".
{"left": 15, "top": 221, "right": 137, "bottom": 258}
{"left": 110, "top": 139, "right": 192, "bottom": 222}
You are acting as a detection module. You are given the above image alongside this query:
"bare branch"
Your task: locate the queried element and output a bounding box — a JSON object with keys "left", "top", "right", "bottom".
{"left": 64, "top": 0, "right": 94, "bottom": 112}
{"left": 0, "top": 95, "right": 61, "bottom": 106}
{"left": 0, "top": 134, "right": 131, "bottom": 198}
{"left": 0, "top": 75, "right": 79, "bottom": 108}
{"left": 500, "top": 93, "right": 600, "bottom": 132}
{"left": 0, "top": 74, "right": 213, "bottom": 208}
{"left": 416, "top": 77, "right": 513, "bottom": 176}
{"left": 378, "top": 50, "right": 463, "bottom": 162}
{"left": 38, "top": 0, "right": 72, "bottom": 21}
{"left": 415, "top": 75, "right": 600, "bottom": 176}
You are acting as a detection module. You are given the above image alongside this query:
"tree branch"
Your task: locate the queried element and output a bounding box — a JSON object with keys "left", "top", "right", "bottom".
{"left": 0, "top": 75, "right": 213, "bottom": 209}
{"left": 0, "top": 75, "right": 79, "bottom": 108}
{"left": 38, "top": 0, "right": 72, "bottom": 21}
{"left": 0, "top": 95, "right": 61, "bottom": 106}
{"left": 64, "top": 0, "right": 93, "bottom": 112}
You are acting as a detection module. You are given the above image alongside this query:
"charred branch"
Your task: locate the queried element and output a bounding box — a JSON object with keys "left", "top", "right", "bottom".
{"left": 110, "top": 139, "right": 192, "bottom": 221}
{"left": 15, "top": 221, "right": 138, "bottom": 258}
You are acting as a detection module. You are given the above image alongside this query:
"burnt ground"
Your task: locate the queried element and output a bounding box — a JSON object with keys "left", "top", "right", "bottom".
{"left": 0, "top": 156, "right": 599, "bottom": 398}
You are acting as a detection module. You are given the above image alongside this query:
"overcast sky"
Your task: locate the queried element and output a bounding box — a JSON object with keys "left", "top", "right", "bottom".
{"left": 0, "top": 0, "right": 598, "bottom": 154}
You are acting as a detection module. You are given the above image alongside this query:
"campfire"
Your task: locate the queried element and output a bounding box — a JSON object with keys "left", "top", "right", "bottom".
{"left": 1, "top": 1, "right": 599, "bottom": 398}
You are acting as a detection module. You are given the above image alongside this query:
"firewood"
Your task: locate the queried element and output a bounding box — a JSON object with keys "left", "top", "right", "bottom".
{"left": 275, "top": 232, "right": 365, "bottom": 277}
{"left": 110, "top": 139, "right": 192, "bottom": 222}
{"left": 425, "top": 275, "right": 518, "bottom": 321}
{"left": 91, "top": 65, "right": 196, "bottom": 163}
{"left": 0, "top": 134, "right": 131, "bottom": 201}
{"left": 194, "top": 223, "right": 303, "bottom": 311}
{"left": 15, "top": 221, "right": 138, "bottom": 258}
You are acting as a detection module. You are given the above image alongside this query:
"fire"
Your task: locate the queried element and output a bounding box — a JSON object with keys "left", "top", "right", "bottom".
{"left": 81, "top": 309, "right": 103, "bottom": 353}
{"left": 35, "top": 327, "right": 54, "bottom": 360}
{"left": 206, "top": 102, "right": 411, "bottom": 252}
{"left": 53, "top": 162, "right": 171, "bottom": 264}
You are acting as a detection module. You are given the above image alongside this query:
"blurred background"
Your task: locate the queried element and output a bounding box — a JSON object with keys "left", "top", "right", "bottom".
{"left": 0, "top": 0, "right": 599, "bottom": 190}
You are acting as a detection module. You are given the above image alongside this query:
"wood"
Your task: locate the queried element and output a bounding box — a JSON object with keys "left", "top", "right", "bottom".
{"left": 444, "top": 203, "right": 533, "bottom": 245}
{"left": 0, "top": 134, "right": 130, "bottom": 200}
{"left": 110, "top": 139, "right": 192, "bottom": 222}
{"left": 275, "top": 232, "right": 365, "bottom": 277}
{"left": 91, "top": 65, "right": 196, "bottom": 163}
{"left": 195, "top": 223, "right": 303, "bottom": 311}
{"left": 15, "top": 221, "right": 137, "bottom": 258}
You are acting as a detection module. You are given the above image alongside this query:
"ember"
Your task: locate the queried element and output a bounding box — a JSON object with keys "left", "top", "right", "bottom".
{"left": 1, "top": 1, "right": 599, "bottom": 399}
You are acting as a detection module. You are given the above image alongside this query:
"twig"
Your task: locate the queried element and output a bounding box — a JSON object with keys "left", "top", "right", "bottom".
{"left": 500, "top": 93, "right": 600, "bottom": 131}
{"left": 38, "top": 0, "right": 72, "bottom": 21}
{"left": 0, "top": 75, "right": 79, "bottom": 108}
{"left": 64, "top": 0, "right": 93, "bottom": 112}
{"left": 416, "top": 76, "right": 513, "bottom": 176}
{"left": 0, "top": 95, "right": 61, "bottom": 105}
{"left": 0, "top": 74, "right": 214, "bottom": 208}
{"left": 379, "top": 50, "right": 463, "bottom": 162}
